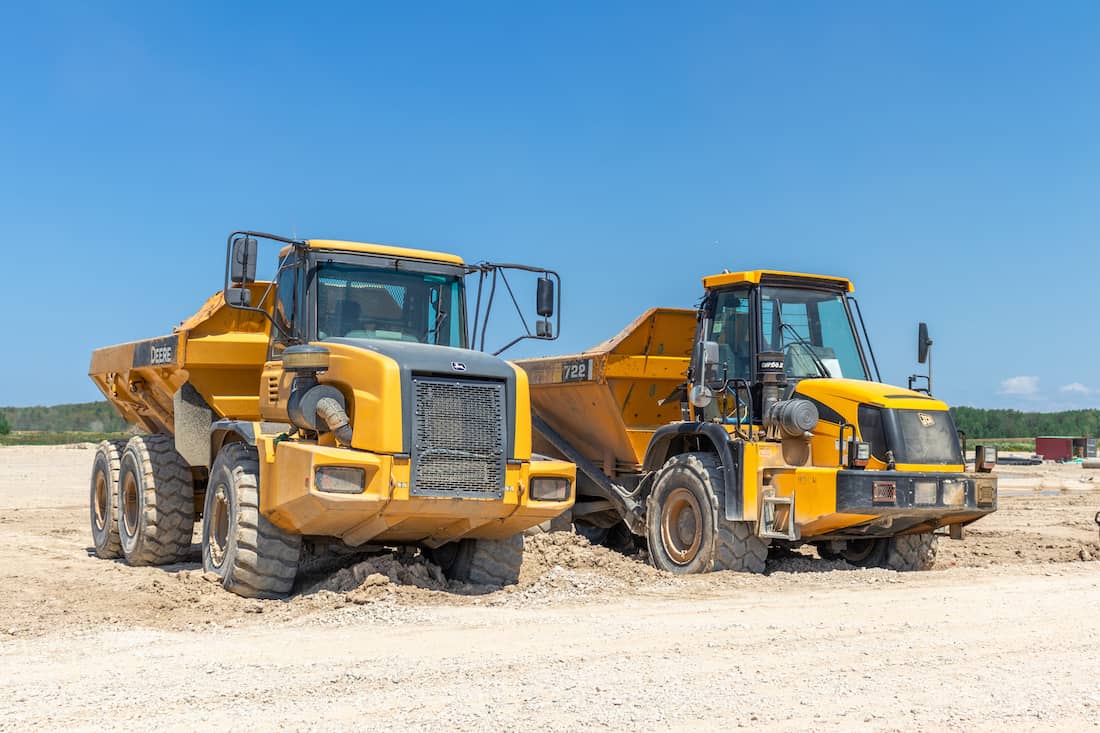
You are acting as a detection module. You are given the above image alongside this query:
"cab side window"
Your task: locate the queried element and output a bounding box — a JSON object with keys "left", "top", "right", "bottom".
{"left": 271, "top": 265, "right": 299, "bottom": 358}
{"left": 707, "top": 288, "right": 752, "bottom": 380}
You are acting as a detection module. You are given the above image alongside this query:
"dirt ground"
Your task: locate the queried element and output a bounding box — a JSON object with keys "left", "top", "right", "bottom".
{"left": 1, "top": 445, "right": 1099, "bottom": 732}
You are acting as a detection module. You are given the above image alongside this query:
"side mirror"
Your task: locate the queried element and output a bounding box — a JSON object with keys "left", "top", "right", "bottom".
{"left": 231, "top": 237, "right": 258, "bottom": 284}
{"left": 536, "top": 276, "right": 555, "bottom": 317}
{"left": 917, "top": 322, "right": 931, "bottom": 364}
{"left": 536, "top": 319, "right": 553, "bottom": 338}
{"left": 702, "top": 340, "right": 720, "bottom": 368}
{"left": 700, "top": 340, "right": 720, "bottom": 383}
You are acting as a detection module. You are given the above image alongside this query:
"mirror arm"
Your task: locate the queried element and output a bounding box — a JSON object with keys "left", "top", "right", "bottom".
{"left": 470, "top": 269, "right": 486, "bottom": 349}
{"left": 472, "top": 263, "right": 562, "bottom": 355}
{"left": 222, "top": 231, "right": 306, "bottom": 344}
{"left": 479, "top": 268, "right": 498, "bottom": 352}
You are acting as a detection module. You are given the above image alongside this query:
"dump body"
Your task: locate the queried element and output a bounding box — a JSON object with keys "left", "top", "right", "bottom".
{"left": 518, "top": 308, "right": 694, "bottom": 474}
{"left": 89, "top": 283, "right": 272, "bottom": 435}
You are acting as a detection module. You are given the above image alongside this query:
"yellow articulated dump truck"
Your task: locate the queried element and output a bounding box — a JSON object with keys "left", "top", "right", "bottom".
{"left": 516, "top": 270, "right": 997, "bottom": 574}
{"left": 88, "top": 231, "right": 574, "bottom": 597}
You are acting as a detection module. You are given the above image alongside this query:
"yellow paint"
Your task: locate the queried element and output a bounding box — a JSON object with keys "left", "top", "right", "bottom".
{"left": 516, "top": 308, "right": 694, "bottom": 470}
{"left": 316, "top": 341, "right": 406, "bottom": 454}
{"left": 509, "top": 362, "right": 534, "bottom": 459}
{"left": 256, "top": 436, "right": 573, "bottom": 543}
{"left": 702, "top": 269, "right": 854, "bottom": 292}
{"left": 276, "top": 239, "right": 466, "bottom": 265}
{"left": 795, "top": 378, "right": 949, "bottom": 411}
{"left": 793, "top": 379, "right": 964, "bottom": 473}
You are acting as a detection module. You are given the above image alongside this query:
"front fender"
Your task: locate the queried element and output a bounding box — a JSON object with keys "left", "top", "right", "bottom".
{"left": 643, "top": 422, "right": 744, "bottom": 520}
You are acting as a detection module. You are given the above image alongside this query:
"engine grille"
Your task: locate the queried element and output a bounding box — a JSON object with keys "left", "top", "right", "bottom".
{"left": 410, "top": 377, "right": 506, "bottom": 498}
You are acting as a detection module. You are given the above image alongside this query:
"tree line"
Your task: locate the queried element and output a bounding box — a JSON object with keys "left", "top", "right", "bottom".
{"left": 950, "top": 406, "right": 1100, "bottom": 438}
{"left": 0, "top": 402, "right": 129, "bottom": 433}
{"left": 2, "top": 400, "right": 1097, "bottom": 440}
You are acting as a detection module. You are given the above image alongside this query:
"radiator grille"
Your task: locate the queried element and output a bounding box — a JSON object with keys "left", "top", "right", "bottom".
{"left": 411, "top": 377, "right": 506, "bottom": 498}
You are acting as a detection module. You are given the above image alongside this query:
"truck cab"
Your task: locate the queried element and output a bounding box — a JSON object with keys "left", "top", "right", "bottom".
{"left": 690, "top": 270, "right": 968, "bottom": 474}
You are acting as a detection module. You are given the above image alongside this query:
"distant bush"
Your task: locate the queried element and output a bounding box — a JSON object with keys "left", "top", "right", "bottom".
{"left": 951, "top": 406, "right": 1100, "bottom": 439}
{"left": 961, "top": 438, "right": 1034, "bottom": 452}
{"left": 0, "top": 412, "right": 8, "bottom": 436}
{"left": 0, "top": 401, "right": 128, "bottom": 433}
{"left": 0, "top": 430, "right": 130, "bottom": 446}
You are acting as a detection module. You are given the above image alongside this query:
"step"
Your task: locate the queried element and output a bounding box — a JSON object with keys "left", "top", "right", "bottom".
{"left": 758, "top": 492, "right": 798, "bottom": 541}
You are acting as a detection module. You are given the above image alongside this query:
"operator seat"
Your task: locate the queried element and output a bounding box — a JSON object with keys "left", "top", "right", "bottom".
{"left": 342, "top": 287, "right": 407, "bottom": 339}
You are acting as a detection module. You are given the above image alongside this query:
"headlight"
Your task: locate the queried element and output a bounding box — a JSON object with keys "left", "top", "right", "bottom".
{"left": 848, "top": 440, "right": 871, "bottom": 469}
{"left": 315, "top": 466, "right": 365, "bottom": 494}
{"left": 914, "top": 480, "right": 937, "bottom": 505}
{"left": 941, "top": 479, "right": 965, "bottom": 507}
{"left": 976, "top": 445, "right": 997, "bottom": 473}
{"left": 530, "top": 477, "right": 571, "bottom": 501}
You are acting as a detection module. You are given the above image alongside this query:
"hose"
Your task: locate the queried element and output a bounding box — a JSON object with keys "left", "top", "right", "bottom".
{"left": 315, "top": 397, "right": 353, "bottom": 447}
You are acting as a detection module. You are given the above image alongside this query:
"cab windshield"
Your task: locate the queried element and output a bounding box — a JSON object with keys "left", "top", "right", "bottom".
{"left": 760, "top": 286, "right": 867, "bottom": 380}
{"left": 315, "top": 262, "right": 466, "bottom": 347}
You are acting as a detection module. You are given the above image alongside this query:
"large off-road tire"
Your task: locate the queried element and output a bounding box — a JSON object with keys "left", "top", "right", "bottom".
{"left": 425, "top": 534, "right": 524, "bottom": 586}
{"left": 841, "top": 532, "right": 938, "bottom": 571}
{"left": 645, "top": 452, "right": 768, "bottom": 574}
{"left": 203, "top": 442, "right": 301, "bottom": 598}
{"left": 89, "top": 439, "right": 128, "bottom": 559}
{"left": 117, "top": 435, "right": 195, "bottom": 566}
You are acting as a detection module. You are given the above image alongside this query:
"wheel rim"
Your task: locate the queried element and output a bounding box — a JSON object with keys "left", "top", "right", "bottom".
{"left": 843, "top": 539, "right": 876, "bottom": 563}
{"left": 122, "top": 472, "right": 139, "bottom": 536}
{"left": 660, "top": 487, "right": 704, "bottom": 565}
{"left": 208, "top": 484, "right": 231, "bottom": 568}
{"left": 94, "top": 471, "right": 108, "bottom": 532}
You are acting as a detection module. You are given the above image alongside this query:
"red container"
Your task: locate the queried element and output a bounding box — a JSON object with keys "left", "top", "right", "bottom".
{"left": 1036, "top": 437, "right": 1072, "bottom": 462}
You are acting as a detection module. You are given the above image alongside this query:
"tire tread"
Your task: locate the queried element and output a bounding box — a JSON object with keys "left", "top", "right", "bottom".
{"left": 466, "top": 535, "right": 524, "bottom": 586}
{"left": 90, "top": 439, "right": 128, "bottom": 559}
{"left": 646, "top": 452, "right": 768, "bottom": 574}
{"left": 206, "top": 443, "right": 302, "bottom": 599}
{"left": 119, "top": 435, "right": 194, "bottom": 566}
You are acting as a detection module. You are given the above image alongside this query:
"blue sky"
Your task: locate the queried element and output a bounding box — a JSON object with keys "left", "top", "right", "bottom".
{"left": 1, "top": 2, "right": 1098, "bottom": 410}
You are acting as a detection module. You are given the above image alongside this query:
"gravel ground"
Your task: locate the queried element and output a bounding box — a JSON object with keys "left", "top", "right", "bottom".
{"left": 1, "top": 445, "right": 1098, "bottom": 731}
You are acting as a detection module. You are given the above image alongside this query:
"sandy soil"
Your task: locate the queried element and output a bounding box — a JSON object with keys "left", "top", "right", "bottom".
{"left": 1, "top": 445, "right": 1099, "bottom": 732}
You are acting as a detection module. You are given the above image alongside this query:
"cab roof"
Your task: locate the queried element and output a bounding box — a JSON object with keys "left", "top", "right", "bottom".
{"left": 702, "top": 269, "right": 854, "bottom": 293}
{"left": 278, "top": 239, "right": 465, "bottom": 265}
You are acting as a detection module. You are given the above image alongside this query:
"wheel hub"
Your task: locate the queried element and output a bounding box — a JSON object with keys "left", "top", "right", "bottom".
{"left": 660, "top": 487, "right": 704, "bottom": 565}
{"left": 122, "top": 473, "right": 139, "bottom": 536}
{"left": 208, "top": 484, "right": 231, "bottom": 568}
{"left": 94, "top": 472, "right": 108, "bottom": 531}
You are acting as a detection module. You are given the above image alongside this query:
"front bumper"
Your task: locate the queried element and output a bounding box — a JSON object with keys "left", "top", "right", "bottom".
{"left": 825, "top": 469, "right": 997, "bottom": 539}
{"left": 257, "top": 439, "right": 575, "bottom": 546}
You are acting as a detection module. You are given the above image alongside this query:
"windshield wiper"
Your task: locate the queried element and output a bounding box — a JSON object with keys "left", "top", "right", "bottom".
{"left": 428, "top": 307, "right": 447, "bottom": 342}
{"left": 779, "top": 322, "right": 830, "bottom": 378}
